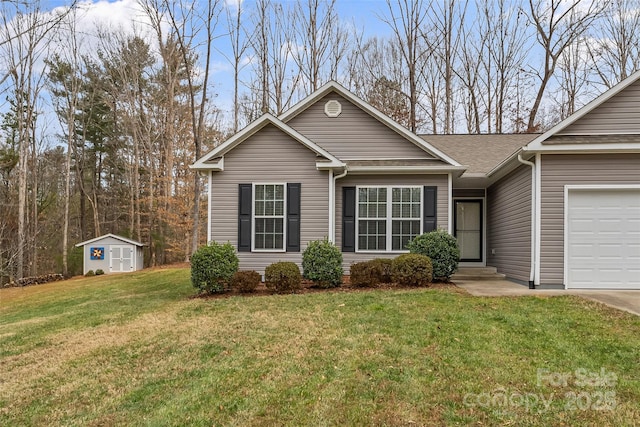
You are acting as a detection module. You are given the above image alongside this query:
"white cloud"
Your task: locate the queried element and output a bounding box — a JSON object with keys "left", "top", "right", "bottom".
{"left": 47, "top": 0, "right": 168, "bottom": 62}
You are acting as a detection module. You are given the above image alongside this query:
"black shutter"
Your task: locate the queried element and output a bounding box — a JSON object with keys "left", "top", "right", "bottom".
{"left": 238, "top": 184, "right": 252, "bottom": 252}
{"left": 423, "top": 186, "right": 437, "bottom": 233}
{"left": 287, "top": 183, "right": 301, "bottom": 252}
{"left": 342, "top": 186, "right": 356, "bottom": 252}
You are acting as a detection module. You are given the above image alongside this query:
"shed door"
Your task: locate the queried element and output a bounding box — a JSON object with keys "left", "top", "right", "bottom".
{"left": 110, "top": 245, "right": 134, "bottom": 272}
{"left": 566, "top": 188, "right": 640, "bottom": 289}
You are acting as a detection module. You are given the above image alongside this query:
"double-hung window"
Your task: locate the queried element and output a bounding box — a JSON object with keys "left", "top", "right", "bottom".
{"left": 357, "top": 186, "right": 422, "bottom": 251}
{"left": 253, "top": 184, "right": 285, "bottom": 251}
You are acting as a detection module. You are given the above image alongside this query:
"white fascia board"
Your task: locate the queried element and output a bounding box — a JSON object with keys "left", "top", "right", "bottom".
{"left": 316, "top": 160, "right": 346, "bottom": 170}
{"left": 190, "top": 113, "right": 343, "bottom": 170}
{"left": 75, "top": 233, "right": 144, "bottom": 247}
{"left": 346, "top": 165, "right": 466, "bottom": 174}
{"left": 522, "top": 144, "right": 640, "bottom": 153}
{"left": 524, "top": 69, "right": 640, "bottom": 151}
{"left": 278, "top": 81, "right": 462, "bottom": 167}
{"left": 189, "top": 156, "right": 223, "bottom": 171}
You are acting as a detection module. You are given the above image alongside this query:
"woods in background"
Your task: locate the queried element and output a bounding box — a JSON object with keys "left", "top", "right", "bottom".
{"left": 1, "top": 0, "right": 639, "bottom": 281}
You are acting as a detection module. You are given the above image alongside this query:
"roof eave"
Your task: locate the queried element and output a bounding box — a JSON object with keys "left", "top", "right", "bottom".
{"left": 346, "top": 165, "right": 466, "bottom": 175}
{"left": 524, "top": 69, "right": 640, "bottom": 151}
{"left": 522, "top": 143, "right": 640, "bottom": 153}
{"left": 75, "top": 233, "right": 145, "bottom": 247}
{"left": 191, "top": 113, "right": 343, "bottom": 169}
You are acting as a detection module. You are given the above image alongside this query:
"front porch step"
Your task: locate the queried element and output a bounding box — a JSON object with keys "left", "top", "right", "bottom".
{"left": 451, "top": 267, "right": 506, "bottom": 281}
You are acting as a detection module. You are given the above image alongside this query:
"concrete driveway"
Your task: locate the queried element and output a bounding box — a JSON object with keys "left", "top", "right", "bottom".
{"left": 455, "top": 279, "right": 640, "bottom": 316}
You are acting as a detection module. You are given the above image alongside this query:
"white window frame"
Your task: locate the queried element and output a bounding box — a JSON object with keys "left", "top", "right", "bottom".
{"left": 356, "top": 185, "right": 423, "bottom": 253}
{"left": 252, "top": 183, "right": 287, "bottom": 252}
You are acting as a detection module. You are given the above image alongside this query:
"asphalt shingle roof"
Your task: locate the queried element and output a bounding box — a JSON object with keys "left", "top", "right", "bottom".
{"left": 421, "top": 134, "right": 540, "bottom": 175}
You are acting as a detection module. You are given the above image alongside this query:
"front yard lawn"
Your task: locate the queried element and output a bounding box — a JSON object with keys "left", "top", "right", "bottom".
{"left": 1, "top": 268, "right": 638, "bottom": 426}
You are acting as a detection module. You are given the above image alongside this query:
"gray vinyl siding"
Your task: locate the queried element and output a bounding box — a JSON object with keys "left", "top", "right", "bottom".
{"left": 486, "top": 165, "right": 532, "bottom": 282}
{"left": 335, "top": 174, "right": 449, "bottom": 271}
{"left": 560, "top": 79, "right": 640, "bottom": 134}
{"left": 286, "top": 93, "right": 433, "bottom": 159}
{"left": 539, "top": 153, "right": 640, "bottom": 285}
{"left": 209, "top": 124, "right": 329, "bottom": 274}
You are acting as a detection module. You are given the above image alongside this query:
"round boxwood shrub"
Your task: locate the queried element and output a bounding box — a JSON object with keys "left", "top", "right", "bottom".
{"left": 231, "top": 270, "right": 261, "bottom": 293}
{"left": 95, "top": 269, "right": 105, "bottom": 276}
{"left": 406, "top": 229, "right": 460, "bottom": 281}
{"left": 85, "top": 270, "right": 95, "bottom": 277}
{"left": 349, "top": 261, "right": 376, "bottom": 287}
{"left": 390, "top": 253, "right": 433, "bottom": 286}
{"left": 302, "top": 238, "right": 343, "bottom": 288}
{"left": 190, "top": 242, "right": 239, "bottom": 294}
{"left": 350, "top": 258, "right": 393, "bottom": 287}
{"left": 370, "top": 258, "right": 393, "bottom": 283}
{"left": 265, "top": 261, "right": 302, "bottom": 294}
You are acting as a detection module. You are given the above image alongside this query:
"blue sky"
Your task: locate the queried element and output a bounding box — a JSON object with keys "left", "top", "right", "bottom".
{"left": 36, "top": 0, "right": 398, "bottom": 124}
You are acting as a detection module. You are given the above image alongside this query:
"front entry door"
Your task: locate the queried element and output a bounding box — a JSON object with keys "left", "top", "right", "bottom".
{"left": 454, "top": 200, "right": 483, "bottom": 262}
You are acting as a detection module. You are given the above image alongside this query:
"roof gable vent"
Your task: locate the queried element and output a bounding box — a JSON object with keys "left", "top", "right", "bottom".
{"left": 324, "top": 99, "right": 342, "bottom": 117}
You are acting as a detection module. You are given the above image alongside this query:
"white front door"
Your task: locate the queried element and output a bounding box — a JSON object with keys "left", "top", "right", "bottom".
{"left": 110, "top": 245, "right": 134, "bottom": 272}
{"left": 566, "top": 188, "right": 640, "bottom": 289}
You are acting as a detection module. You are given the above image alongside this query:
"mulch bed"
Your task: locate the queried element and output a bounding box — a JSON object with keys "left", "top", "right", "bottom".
{"left": 193, "top": 276, "right": 463, "bottom": 299}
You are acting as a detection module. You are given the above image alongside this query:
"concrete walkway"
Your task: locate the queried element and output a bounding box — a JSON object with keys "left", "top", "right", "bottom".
{"left": 455, "top": 279, "right": 640, "bottom": 316}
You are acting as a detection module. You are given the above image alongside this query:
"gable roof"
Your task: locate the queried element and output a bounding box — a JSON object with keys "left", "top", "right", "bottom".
{"left": 279, "top": 81, "right": 462, "bottom": 167}
{"left": 75, "top": 233, "right": 144, "bottom": 247}
{"left": 191, "top": 113, "right": 344, "bottom": 170}
{"left": 424, "top": 134, "right": 539, "bottom": 176}
{"left": 524, "top": 69, "right": 640, "bottom": 152}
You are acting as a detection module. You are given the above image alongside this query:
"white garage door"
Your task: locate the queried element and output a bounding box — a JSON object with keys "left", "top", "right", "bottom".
{"left": 566, "top": 188, "right": 640, "bottom": 289}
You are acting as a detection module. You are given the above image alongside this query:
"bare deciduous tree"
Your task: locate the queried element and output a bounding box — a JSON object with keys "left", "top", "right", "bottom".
{"left": 381, "top": 0, "right": 429, "bottom": 132}
{"left": 588, "top": 0, "right": 640, "bottom": 88}
{"left": 525, "top": 0, "right": 603, "bottom": 131}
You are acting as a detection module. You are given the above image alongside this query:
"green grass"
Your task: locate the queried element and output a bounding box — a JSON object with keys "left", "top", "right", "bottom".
{"left": 1, "top": 268, "right": 639, "bottom": 426}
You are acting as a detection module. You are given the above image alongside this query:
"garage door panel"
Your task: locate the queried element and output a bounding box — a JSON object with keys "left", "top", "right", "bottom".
{"left": 567, "top": 188, "right": 640, "bottom": 289}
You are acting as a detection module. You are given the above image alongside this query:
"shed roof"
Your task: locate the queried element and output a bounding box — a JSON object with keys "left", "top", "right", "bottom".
{"left": 421, "top": 134, "right": 539, "bottom": 175}
{"left": 75, "top": 233, "right": 145, "bottom": 247}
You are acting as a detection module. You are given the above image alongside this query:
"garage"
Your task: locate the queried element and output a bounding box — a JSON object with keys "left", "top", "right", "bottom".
{"left": 565, "top": 187, "right": 640, "bottom": 289}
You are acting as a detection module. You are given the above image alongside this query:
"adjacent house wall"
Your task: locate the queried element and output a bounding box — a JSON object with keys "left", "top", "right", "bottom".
{"left": 335, "top": 174, "right": 449, "bottom": 271}
{"left": 486, "top": 165, "right": 532, "bottom": 283}
{"left": 209, "top": 124, "right": 329, "bottom": 274}
{"left": 539, "top": 153, "right": 640, "bottom": 285}
{"left": 559, "top": 79, "right": 640, "bottom": 134}
{"left": 286, "top": 93, "right": 433, "bottom": 160}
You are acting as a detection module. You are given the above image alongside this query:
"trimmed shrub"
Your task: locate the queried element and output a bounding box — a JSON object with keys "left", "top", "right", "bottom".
{"left": 265, "top": 261, "right": 302, "bottom": 294}
{"left": 95, "top": 269, "right": 105, "bottom": 276}
{"left": 231, "top": 270, "right": 261, "bottom": 293}
{"left": 390, "top": 254, "right": 433, "bottom": 286}
{"left": 302, "top": 238, "right": 343, "bottom": 288}
{"left": 370, "top": 258, "right": 393, "bottom": 283}
{"left": 350, "top": 258, "right": 393, "bottom": 287}
{"left": 190, "top": 242, "right": 239, "bottom": 294}
{"left": 407, "top": 229, "right": 460, "bottom": 281}
{"left": 350, "top": 261, "right": 379, "bottom": 287}
{"left": 85, "top": 270, "right": 95, "bottom": 277}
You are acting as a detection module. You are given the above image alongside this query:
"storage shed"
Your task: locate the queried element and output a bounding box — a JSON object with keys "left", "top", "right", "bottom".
{"left": 75, "top": 234, "right": 144, "bottom": 275}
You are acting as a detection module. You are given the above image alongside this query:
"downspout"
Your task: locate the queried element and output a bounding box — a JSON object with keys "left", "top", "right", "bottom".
{"left": 207, "top": 170, "right": 212, "bottom": 244}
{"left": 331, "top": 167, "right": 348, "bottom": 243}
{"left": 518, "top": 153, "right": 536, "bottom": 289}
